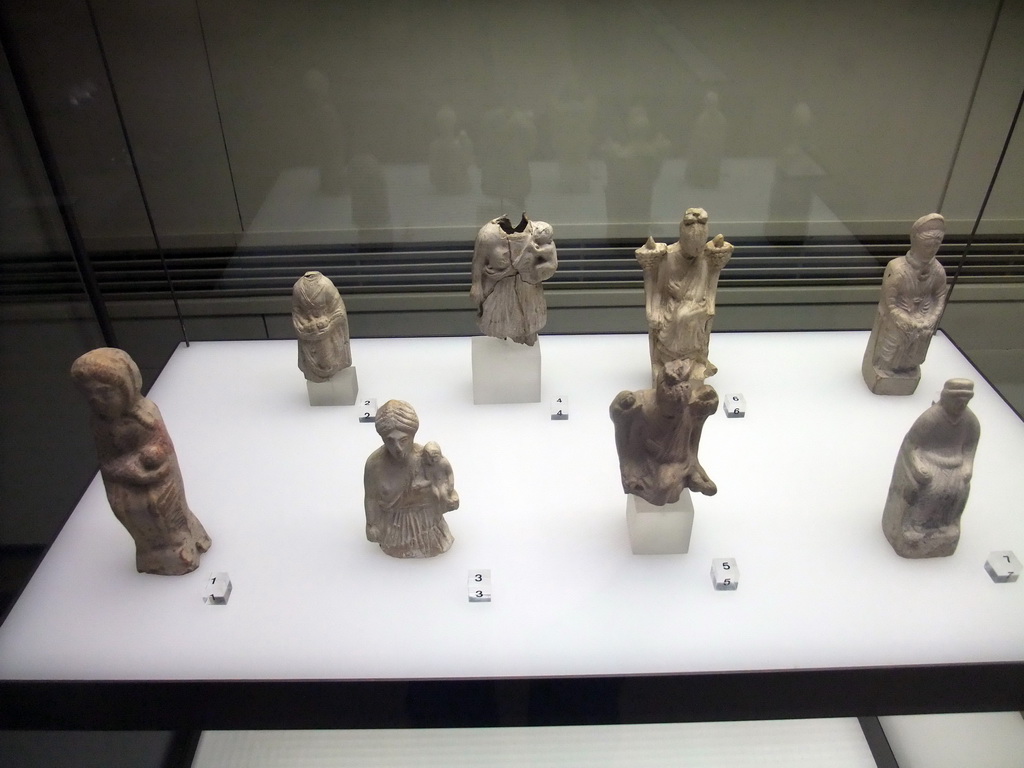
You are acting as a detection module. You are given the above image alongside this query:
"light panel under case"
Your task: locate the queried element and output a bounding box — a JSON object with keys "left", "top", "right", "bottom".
{"left": 0, "top": 331, "right": 1022, "bottom": 682}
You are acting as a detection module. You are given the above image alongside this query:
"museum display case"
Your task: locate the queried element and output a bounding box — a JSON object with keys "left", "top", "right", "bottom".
{"left": 1, "top": 1, "right": 1022, "bottom": 764}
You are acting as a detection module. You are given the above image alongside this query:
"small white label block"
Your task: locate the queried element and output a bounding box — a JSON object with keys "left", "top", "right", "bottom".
{"left": 723, "top": 393, "right": 746, "bottom": 418}
{"left": 202, "top": 572, "right": 232, "bottom": 605}
{"left": 711, "top": 558, "right": 739, "bottom": 590}
{"left": 551, "top": 396, "right": 569, "bottom": 420}
{"left": 468, "top": 569, "right": 492, "bottom": 602}
{"left": 358, "top": 397, "right": 378, "bottom": 423}
{"left": 985, "top": 551, "right": 1021, "bottom": 583}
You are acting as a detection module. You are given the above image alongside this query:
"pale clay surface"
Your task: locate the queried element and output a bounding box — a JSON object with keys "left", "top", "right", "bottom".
{"left": 292, "top": 270, "right": 352, "bottom": 383}
{"left": 70, "top": 347, "right": 211, "bottom": 575}
{"left": 637, "top": 207, "right": 732, "bottom": 384}
{"left": 882, "top": 379, "right": 980, "bottom": 558}
{"left": 610, "top": 358, "right": 719, "bottom": 506}
{"left": 364, "top": 400, "right": 459, "bottom": 558}
{"left": 862, "top": 213, "right": 948, "bottom": 395}
{"left": 471, "top": 214, "right": 557, "bottom": 346}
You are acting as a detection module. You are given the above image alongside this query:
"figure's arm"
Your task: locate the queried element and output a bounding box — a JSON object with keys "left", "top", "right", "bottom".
{"left": 879, "top": 263, "right": 919, "bottom": 332}
{"left": 635, "top": 237, "right": 667, "bottom": 324}
{"left": 102, "top": 442, "right": 172, "bottom": 486}
{"left": 961, "top": 416, "right": 981, "bottom": 482}
{"left": 364, "top": 457, "right": 382, "bottom": 542}
{"left": 703, "top": 234, "right": 733, "bottom": 311}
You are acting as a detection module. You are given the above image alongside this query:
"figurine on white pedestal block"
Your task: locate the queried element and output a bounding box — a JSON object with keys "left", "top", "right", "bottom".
{"left": 862, "top": 213, "right": 947, "bottom": 395}
{"left": 610, "top": 357, "right": 719, "bottom": 507}
{"left": 637, "top": 207, "right": 732, "bottom": 384}
{"left": 71, "top": 348, "right": 211, "bottom": 575}
{"left": 471, "top": 214, "right": 557, "bottom": 346}
{"left": 364, "top": 400, "right": 459, "bottom": 558}
{"left": 292, "top": 271, "right": 358, "bottom": 405}
{"left": 882, "top": 379, "right": 980, "bottom": 558}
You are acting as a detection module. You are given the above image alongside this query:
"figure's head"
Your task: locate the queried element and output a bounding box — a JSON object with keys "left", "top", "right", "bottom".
{"left": 375, "top": 400, "right": 419, "bottom": 459}
{"left": 655, "top": 358, "right": 695, "bottom": 407}
{"left": 293, "top": 271, "right": 343, "bottom": 317}
{"left": 70, "top": 347, "right": 143, "bottom": 420}
{"left": 938, "top": 378, "right": 974, "bottom": 417}
{"left": 422, "top": 440, "right": 442, "bottom": 463}
{"left": 679, "top": 207, "right": 709, "bottom": 255}
{"left": 908, "top": 213, "right": 945, "bottom": 264}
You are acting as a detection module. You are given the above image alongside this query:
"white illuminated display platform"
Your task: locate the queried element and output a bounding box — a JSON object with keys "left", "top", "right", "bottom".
{"left": 0, "top": 331, "right": 1021, "bottom": 681}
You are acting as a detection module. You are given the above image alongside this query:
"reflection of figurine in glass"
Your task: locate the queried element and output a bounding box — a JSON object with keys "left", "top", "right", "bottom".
{"left": 603, "top": 105, "right": 670, "bottom": 226}
{"left": 70, "top": 348, "right": 212, "bottom": 575}
{"left": 302, "top": 69, "right": 348, "bottom": 195}
{"left": 609, "top": 358, "right": 719, "bottom": 505}
{"left": 471, "top": 213, "right": 558, "bottom": 346}
{"left": 550, "top": 85, "right": 596, "bottom": 192}
{"left": 636, "top": 207, "right": 732, "bottom": 383}
{"left": 364, "top": 400, "right": 459, "bottom": 558}
{"left": 684, "top": 91, "right": 727, "bottom": 189}
{"left": 349, "top": 153, "right": 391, "bottom": 241}
{"left": 882, "top": 379, "right": 980, "bottom": 558}
{"left": 428, "top": 106, "right": 473, "bottom": 194}
{"left": 862, "top": 213, "right": 947, "bottom": 395}
{"left": 292, "top": 271, "right": 351, "bottom": 383}
{"left": 478, "top": 107, "right": 536, "bottom": 212}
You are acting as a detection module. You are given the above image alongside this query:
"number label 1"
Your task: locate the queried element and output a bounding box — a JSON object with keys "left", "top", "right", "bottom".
{"left": 711, "top": 558, "right": 739, "bottom": 591}
{"left": 202, "top": 572, "right": 232, "bottom": 605}
{"left": 985, "top": 551, "right": 1021, "bottom": 583}
{"left": 723, "top": 393, "right": 746, "bottom": 418}
{"left": 468, "top": 569, "right": 492, "bottom": 602}
{"left": 358, "top": 398, "right": 378, "bottom": 423}
{"left": 550, "top": 396, "right": 569, "bottom": 421}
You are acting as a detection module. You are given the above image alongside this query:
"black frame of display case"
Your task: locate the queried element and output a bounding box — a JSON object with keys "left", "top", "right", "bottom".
{"left": 1, "top": 663, "right": 1022, "bottom": 730}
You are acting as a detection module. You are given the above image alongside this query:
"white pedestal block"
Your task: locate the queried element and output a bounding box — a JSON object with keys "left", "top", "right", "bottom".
{"left": 626, "top": 492, "right": 695, "bottom": 554}
{"left": 306, "top": 367, "right": 359, "bottom": 406}
{"left": 472, "top": 336, "right": 541, "bottom": 404}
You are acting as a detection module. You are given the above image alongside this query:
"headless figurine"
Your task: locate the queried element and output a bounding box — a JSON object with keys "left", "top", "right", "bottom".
{"left": 292, "top": 271, "right": 352, "bottom": 383}
{"left": 882, "top": 379, "right": 980, "bottom": 558}
{"left": 609, "top": 358, "right": 719, "bottom": 506}
{"left": 862, "top": 213, "right": 947, "bottom": 395}
{"left": 70, "top": 348, "right": 211, "bottom": 575}
{"left": 636, "top": 207, "right": 732, "bottom": 384}
{"left": 471, "top": 213, "right": 558, "bottom": 346}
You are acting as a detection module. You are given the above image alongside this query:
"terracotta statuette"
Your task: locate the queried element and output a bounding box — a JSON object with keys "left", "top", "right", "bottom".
{"left": 882, "top": 379, "right": 980, "bottom": 558}
{"left": 364, "top": 400, "right": 459, "bottom": 558}
{"left": 637, "top": 207, "right": 732, "bottom": 384}
{"left": 471, "top": 214, "right": 557, "bottom": 346}
{"left": 610, "top": 358, "right": 719, "bottom": 505}
{"left": 71, "top": 348, "right": 211, "bottom": 575}
{"left": 292, "top": 271, "right": 352, "bottom": 383}
{"left": 862, "top": 213, "right": 947, "bottom": 395}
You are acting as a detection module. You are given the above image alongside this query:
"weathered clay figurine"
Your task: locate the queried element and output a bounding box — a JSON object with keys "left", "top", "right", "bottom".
{"left": 882, "top": 379, "right": 980, "bottom": 558}
{"left": 364, "top": 400, "right": 459, "bottom": 558}
{"left": 471, "top": 214, "right": 557, "bottom": 346}
{"left": 292, "top": 271, "right": 352, "bottom": 383}
{"left": 862, "top": 213, "right": 947, "bottom": 395}
{"left": 70, "top": 348, "right": 211, "bottom": 575}
{"left": 609, "top": 358, "right": 719, "bottom": 505}
{"left": 637, "top": 207, "right": 732, "bottom": 383}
